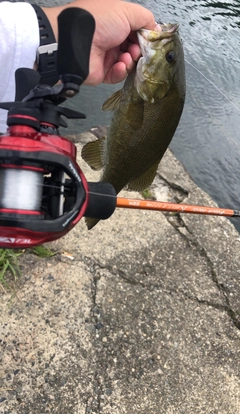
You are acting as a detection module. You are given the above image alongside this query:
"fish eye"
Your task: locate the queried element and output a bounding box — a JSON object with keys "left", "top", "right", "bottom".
{"left": 166, "top": 51, "right": 176, "bottom": 63}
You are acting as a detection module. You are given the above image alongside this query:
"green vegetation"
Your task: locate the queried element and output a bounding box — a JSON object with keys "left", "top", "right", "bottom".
{"left": 31, "top": 245, "right": 56, "bottom": 258}
{"left": 0, "top": 248, "right": 22, "bottom": 289}
{"left": 0, "top": 245, "right": 56, "bottom": 291}
{"left": 141, "top": 188, "right": 154, "bottom": 200}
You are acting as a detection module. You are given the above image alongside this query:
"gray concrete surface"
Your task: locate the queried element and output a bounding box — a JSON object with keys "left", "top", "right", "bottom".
{"left": 0, "top": 130, "right": 240, "bottom": 414}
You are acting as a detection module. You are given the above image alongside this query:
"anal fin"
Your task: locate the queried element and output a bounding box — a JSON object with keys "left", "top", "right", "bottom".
{"left": 128, "top": 160, "right": 160, "bottom": 191}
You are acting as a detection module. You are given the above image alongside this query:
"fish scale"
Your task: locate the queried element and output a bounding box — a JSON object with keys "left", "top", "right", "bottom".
{"left": 82, "top": 23, "right": 185, "bottom": 229}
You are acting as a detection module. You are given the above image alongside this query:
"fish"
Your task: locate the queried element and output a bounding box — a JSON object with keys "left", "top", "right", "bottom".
{"left": 81, "top": 23, "right": 186, "bottom": 229}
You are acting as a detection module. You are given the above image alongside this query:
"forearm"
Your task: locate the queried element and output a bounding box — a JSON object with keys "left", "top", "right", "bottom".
{"left": 42, "top": 3, "right": 73, "bottom": 41}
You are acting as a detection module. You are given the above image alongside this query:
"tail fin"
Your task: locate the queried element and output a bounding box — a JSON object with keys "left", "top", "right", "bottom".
{"left": 85, "top": 217, "right": 100, "bottom": 230}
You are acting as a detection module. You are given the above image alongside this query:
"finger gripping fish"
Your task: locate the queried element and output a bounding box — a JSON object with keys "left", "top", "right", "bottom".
{"left": 82, "top": 23, "right": 186, "bottom": 229}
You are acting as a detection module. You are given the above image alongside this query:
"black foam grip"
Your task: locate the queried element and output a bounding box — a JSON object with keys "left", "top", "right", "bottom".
{"left": 15, "top": 68, "right": 41, "bottom": 101}
{"left": 57, "top": 8, "right": 95, "bottom": 81}
{"left": 85, "top": 182, "right": 116, "bottom": 220}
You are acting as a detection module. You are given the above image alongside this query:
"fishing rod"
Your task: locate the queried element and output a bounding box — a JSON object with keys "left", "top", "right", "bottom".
{"left": 85, "top": 190, "right": 239, "bottom": 218}
{"left": 116, "top": 197, "right": 240, "bottom": 217}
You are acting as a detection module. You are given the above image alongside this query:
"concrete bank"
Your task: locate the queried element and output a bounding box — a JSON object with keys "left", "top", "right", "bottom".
{"left": 0, "top": 130, "right": 240, "bottom": 414}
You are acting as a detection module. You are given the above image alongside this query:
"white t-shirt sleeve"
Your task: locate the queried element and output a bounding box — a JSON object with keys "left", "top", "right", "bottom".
{"left": 0, "top": 2, "right": 39, "bottom": 132}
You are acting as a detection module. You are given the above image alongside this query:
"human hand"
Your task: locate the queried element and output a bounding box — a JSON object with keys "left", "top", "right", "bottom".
{"left": 43, "top": 0, "right": 155, "bottom": 85}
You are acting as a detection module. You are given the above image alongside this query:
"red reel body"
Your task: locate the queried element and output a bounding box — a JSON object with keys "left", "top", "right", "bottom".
{"left": 0, "top": 124, "right": 89, "bottom": 248}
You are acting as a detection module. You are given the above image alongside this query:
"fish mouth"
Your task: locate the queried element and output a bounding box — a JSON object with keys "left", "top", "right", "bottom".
{"left": 139, "top": 23, "right": 179, "bottom": 40}
{"left": 137, "top": 23, "right": 179, "bottom": 53}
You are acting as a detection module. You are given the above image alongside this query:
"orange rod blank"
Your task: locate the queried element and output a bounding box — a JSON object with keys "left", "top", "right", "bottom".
{"left": 116, "top": 197, "right": 240, "bottom": 217}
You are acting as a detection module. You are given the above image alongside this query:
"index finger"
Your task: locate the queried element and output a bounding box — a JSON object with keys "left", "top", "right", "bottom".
{"left": 122, "top": 2, "right": 156, "bottom": 31}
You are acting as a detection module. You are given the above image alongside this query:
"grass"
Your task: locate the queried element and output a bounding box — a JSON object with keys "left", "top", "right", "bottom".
{"left": 0, "top": 245, "right": 56, "bottom": 291}
{"left": 0, "top": 248, "right": 22, "bottom": 290}
{"left": 141, "top": 187, "right": 155, "bottom": 200}
{"left": 31, "top": 245, "right": 56, "bottom": 258}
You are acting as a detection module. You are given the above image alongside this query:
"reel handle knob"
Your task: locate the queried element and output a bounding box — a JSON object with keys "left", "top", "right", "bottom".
{"left": 15, "top": 68, "right": 41, "bottom": 102}
{"left": 57, "top": 8, "right": 95, "bottom": 87}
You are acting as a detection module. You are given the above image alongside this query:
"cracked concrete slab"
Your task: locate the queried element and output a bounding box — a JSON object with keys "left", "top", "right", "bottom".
{"left": 0, "top": 132, "right": 240, "bottom": 413}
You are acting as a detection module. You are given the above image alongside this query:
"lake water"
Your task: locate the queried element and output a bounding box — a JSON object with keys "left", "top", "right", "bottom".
{"left": 38, "top": 0, "right": 240, "bottom": 231}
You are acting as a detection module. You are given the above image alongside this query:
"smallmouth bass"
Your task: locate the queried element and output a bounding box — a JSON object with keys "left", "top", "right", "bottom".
{"left": 82, "top": 23, "right": 186, "bottom": 229}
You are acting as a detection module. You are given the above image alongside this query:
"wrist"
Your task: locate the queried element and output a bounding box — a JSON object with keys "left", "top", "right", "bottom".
{"left": 42, "top": 3, "right": 77, "bottom": 41}
{"left": 42, "top": 6, "right": 61, "bottom": 41}
{"left": 32, "top": 4, "right": 59, "bottom": 86}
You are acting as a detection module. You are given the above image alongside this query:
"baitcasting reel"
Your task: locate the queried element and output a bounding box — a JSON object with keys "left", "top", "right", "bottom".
{"left": 0, "top": 8, "right": 116, "bottom": 248}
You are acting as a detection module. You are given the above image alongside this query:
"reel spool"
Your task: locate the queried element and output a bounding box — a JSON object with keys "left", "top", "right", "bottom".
{"left": 0, "top": 167, "right": 44, "bottom": 212}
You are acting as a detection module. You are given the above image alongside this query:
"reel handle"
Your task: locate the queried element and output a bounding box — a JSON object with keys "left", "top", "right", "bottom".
{"left": 8, "top": 8, "right": 96, "bottom": 106}
{"left": 57, "top": 8, "right": 96, "bottom": 87}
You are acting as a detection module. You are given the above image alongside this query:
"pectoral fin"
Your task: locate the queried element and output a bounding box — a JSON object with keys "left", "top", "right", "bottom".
{"left": 102, "top": 89, "right": 122, "bottom": 111}
{"left": 128, "top": 160, "right": 160, "bottom": 191}
{"left": 81, "top": 137, "right": 105, "bottom": 171}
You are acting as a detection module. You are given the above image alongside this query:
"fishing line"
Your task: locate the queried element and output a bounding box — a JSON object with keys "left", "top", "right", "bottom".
{"left": 184, "top": 57, "right": 240, "bottom": 114}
